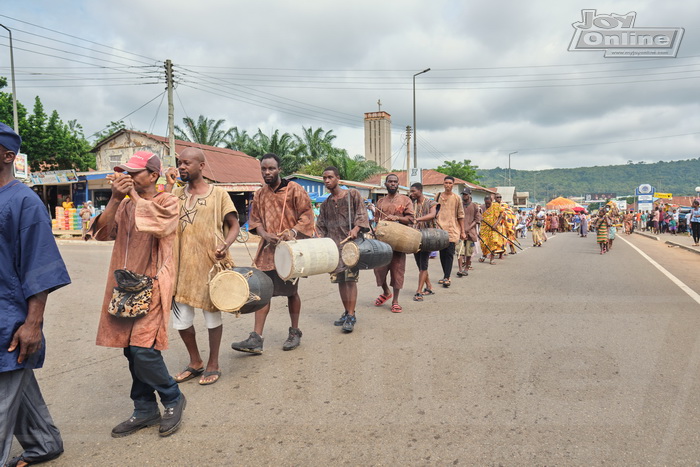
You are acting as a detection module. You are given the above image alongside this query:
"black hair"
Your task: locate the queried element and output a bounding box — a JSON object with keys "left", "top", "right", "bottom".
{"left": 260, "top": 153, "right": 281, "bottom": 168}
{"left": 386, "top": 173, "right": 399, "bottom": 181}
{"left": 444, "top": 175, "right": 455, "bottom": 182}
{"left": 411, "top": 182, "right": 423, "bottom": 190}
{"left": 323, "top": 166, "right": 340, "bottom": 177}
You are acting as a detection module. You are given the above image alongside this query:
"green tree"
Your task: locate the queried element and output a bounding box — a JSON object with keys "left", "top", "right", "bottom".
{"left": 436, "top": 159, "right": 481, "bottom": 183}
{"left": 92, "top": 120, "right": 126, "bottom": 142}
{"left": 224, "top": 127, "right": 253, "bottom": 153}
{"left": 175, "top": 115, "right": 231, "bottom": 146}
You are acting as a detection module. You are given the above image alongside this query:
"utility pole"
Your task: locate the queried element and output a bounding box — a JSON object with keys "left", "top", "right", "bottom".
{"left": 406, "top": 126, "right": 412, "bottom": 177}
{"left": 0, "top": 24, "right": 19, "bottom": 132}
{"left": 165, "top": 59, "right": 175, "bottom": 167}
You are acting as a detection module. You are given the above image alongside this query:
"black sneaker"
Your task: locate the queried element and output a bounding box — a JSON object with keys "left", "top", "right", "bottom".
{"left": 342, "top": 314, "right": 356, "bottom": 333}
{"left": 231, "top": 332, "right": 264, "bottom": 354}
{"left": 334, "top": 311, "right": 348, "bottom": 326}
{"left": 282, "top": 327, "right": 302, "bottom": 351}
{"left": 159, "top": 394, "right": 186, "bottom": 437}
{"left": 111, "top": 412, "right": 161, "bottom": 438}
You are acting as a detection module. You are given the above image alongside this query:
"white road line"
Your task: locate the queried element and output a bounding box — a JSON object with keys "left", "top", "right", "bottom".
{"left": 618, "top": 236, "right": 700, "bottom": 306}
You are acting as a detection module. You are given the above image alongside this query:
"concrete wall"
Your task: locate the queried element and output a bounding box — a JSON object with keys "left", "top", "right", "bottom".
{"left": 364, "top": 112, "right": 392, "bottom": 171}
{"left": 95, "top": 133, "right": 166, "bottom": 171}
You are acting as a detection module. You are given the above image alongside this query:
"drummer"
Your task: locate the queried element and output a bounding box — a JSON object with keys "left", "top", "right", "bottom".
{"left": 164, "top": 147, "right": 239, "bottom": 386}
{"left": 230, "top": 153, "right": 314, "bottom": 353}
{"left": 409, "top": 182, "right": 437, "bottom": 302}
{"left": 371, "top": 174, "right": 414, "bottom": 313}
{"left": 315, "top": 167, "right": 369, "bottom": 332}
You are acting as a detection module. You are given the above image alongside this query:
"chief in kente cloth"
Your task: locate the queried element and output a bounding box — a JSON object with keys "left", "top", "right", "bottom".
{"left": 315, "top": 166, "right": 369, "bottom": 333}
{"left": 230, "top": 153, "right": 314, "bottom": 354}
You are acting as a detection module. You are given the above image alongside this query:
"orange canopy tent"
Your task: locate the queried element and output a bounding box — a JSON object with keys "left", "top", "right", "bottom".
{"left": 546, "top": 196, "right": 579, "bottom": 211}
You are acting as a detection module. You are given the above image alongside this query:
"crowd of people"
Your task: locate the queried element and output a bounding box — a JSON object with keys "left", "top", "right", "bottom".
{"left": 5, "top": 113, "right": 700, "bottom": 465}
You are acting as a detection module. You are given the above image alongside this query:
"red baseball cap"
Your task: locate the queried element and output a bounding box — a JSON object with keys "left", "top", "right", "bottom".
{"left": 114, "top": 151, "right": 161, "bottom": 173}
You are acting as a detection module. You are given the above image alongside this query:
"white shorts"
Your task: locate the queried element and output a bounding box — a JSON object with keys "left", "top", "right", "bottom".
{"left": 171, "top": 301, "right": 223, "bottom": 330}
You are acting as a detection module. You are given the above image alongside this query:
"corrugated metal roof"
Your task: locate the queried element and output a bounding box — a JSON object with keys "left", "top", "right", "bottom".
{"left": 363, "top": 169, "right": 495, "bottom": 193}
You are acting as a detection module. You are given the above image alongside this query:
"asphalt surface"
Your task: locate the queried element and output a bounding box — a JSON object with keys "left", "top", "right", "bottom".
{"left": 11, "top": 232, "right": 700, "bottom": 466}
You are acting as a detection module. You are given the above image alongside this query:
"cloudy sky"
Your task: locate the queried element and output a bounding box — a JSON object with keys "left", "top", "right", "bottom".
{"left": 1, "top": 1, "right": 698, "bottom": 171}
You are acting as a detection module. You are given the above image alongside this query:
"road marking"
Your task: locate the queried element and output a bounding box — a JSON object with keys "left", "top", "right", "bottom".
{"left": 618, "top": 236, "right": 700, "bottom": 306}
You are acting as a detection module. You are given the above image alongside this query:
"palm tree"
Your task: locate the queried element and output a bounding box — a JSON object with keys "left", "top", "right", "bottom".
{"left": 174, "top": 115, "right": 231, "bottom": 147}
{"left": 325, "top": 153, "right": 385, "bottom": 181}
{"left": 224, "top": 127, "right": 253, "bottom": 153}
{"left": 294, "top": 127, "right": 338, "bottom": 161}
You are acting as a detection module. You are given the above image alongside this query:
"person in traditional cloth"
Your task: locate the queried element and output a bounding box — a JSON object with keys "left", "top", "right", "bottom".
{"left": 0, "top": 123, "right": 70, "bottom": 467}
{"left": 409, "top": 182, "right": 437, "bottom": 302}
{"left": 88, "top": 151, "right": 186, "bottom": 438}
{"left": 435, "top": 176, "right": 465, "bottom": 287}
{"left": 164, "top": 147, "right": 239, "bottom": 386}
{"left": 315, "top": 167, "right": 369, "bottom": 332}
{"left": 623, "top": 211, "right": 634, "bottom": 235}
{"left": 529, "top": 205, "right": 546, "bottom": 247}
{"left": 550, "top": 212, "right": 559, "bottom": 235}
{"left": 371, "top": 174, "right": 415, "bottom": 313}
{"left": 479, "top": 194, "right": 506, "bottom": 264}
{"left": 231, "top": 153, "right": 314, "bottom": 353}
{"left": 594, "top": 208, "right": 611, "bottom": 254}
{"left": 457, "top": 187, "right": 481, "bottom": 277}
{"left": 80, "top": 202, "right": 92, "bottom": 237}
{"left": 502, "top": 202, "right": 518, "bottom": 255}
{"left": 580, "top": 212, "right": 589, "bottom": 237}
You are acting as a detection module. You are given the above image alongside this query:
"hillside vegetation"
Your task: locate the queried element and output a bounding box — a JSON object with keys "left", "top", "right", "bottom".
{"left": 477, "top": 158, "right": 700, "bottom": 201}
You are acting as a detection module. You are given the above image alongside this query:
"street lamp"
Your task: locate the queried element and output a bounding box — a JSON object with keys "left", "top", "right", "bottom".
{"left": 508, "top": 151, "right": 517, "bottom": 186}
{"left": 412, "top": 68, "right": 430, "bottom": 169}
{"left": 0, "top": 24, "right": 19, "bottom": 132}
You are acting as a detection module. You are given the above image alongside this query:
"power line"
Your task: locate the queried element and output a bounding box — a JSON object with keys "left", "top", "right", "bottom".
{"left": 86, "top": 91, "right": 166, "bottom": 139}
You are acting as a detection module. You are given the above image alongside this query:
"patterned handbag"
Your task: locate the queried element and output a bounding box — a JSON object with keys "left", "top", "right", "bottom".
{"left": 108, "top": 269, "right": 154, "bottom": 319}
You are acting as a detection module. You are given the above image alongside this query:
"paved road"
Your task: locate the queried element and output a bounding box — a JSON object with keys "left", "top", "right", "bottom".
{"left": 14, "top": 232, "right": 700, "bottom": 466}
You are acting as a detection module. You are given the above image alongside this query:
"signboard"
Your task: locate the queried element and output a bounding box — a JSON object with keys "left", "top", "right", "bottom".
{"left": 616, "top": 200, "right": 627, "bottom": 211}
{"left": 655, "top": 192, "right": 672, "bottom": 199}
{"left": 29, "top": 170, "right": 79, "bottom": 185}
{"left": 408, "top": 168, "right": 422, "bottom": 187}
{"left": 585, "top": 193, "right": 616, "bottom": 201}
{"left": 635, "top": 184, "right": 656, "bottom": 213}
{"left": 13, "top": 153, "right": 29, "bottom": 179}
{"left": 638, "top": 194, "right": 653, "bottom": 201}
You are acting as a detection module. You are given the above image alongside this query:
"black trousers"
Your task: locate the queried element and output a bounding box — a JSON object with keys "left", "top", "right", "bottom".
{"left": 692, "top": 222, "right": 700, "bottom": 244}
{"left": 439, "top": 242, "right": 456, "bottom": 279}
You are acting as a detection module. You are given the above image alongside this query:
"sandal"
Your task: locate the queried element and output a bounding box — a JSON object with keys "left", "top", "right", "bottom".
{"left": 456, "top": 271, "right": 465, "bottom": 277}
{"left": 374, "top": 293, "right": 393, "bottom": 306}
{"left": 422, "top": 288, "right": 435, "bottom": 295}
{"left": 442, "top": 279, "right": 451, "bottom": 288}
{"left": 413, "top": 293, "right": 423, "bottom": 302}
{"left": 199, "top": 370, "right": 221, "bottom": 386}
{"left": 437, "top": 279, "right": 445, "bottom": 284}
{"left": 174, "top": 366, "right": 204, "bottom": 383}
{"left": 478, "top": 256, "right": 486, "bottom": 263}
{"left": 391, "top": 303, "right": 403, "bottom": 313}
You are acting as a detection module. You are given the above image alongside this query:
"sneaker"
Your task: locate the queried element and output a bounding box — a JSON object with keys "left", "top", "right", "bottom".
{"left": 231, "top": 332, "right": 264, "bottom": 354}
{"left": 334, "top": 311, "right": 348, "bottom": 326}
{"left": 159, "top": 394, "right": 186, "bottom": 437}
{"left": 342, "top": 314, "right": 356, "bottom": 333}
{"left": 282, "top": 327, "right": 302, "bottom": 351}
{"left": 111, "top": 412, "right": 161, "bottom": 438}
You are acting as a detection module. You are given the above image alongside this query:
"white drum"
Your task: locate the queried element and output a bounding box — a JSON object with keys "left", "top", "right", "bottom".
{"left": 274, "top": 238, "right": 339, "bottom": 281}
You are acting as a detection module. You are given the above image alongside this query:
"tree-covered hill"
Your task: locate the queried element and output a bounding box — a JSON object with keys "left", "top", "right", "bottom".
{"left": 477, "top": 158, "right": 700, "bottom": 202}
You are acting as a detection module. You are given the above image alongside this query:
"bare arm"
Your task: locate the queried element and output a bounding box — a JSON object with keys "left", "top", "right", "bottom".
{"left": 215, "top": 212, "right": 240, "bottom": 260}
{"left": 8, "top": 292, "right": 48, "bottom": 364}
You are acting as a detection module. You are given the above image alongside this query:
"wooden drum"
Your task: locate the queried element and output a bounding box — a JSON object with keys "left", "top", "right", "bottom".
{"left": 374, "top": 220, "right": 422, "bottom": 253}
{"left": 209, "top": 266, "right": 273, "bottom": 314}
{"left": 274, "top": 238, "right": 339, "bottom": 281}
{"left": 341, "top": 238, "right": 393, "bottom": 270}
{"left": 420, "top": 228, "right": 449, "bottom": 252}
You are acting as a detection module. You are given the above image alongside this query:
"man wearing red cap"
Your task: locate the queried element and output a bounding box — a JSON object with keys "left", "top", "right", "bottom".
{"left": 89, "top": 151, "right": 186, "bottom": 438}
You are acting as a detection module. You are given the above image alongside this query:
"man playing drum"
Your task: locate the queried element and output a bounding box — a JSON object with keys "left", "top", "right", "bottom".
{"left": 371, "top": 174, "right": 414, "bottom": 313}
{"left": 164, "top": 147, "right": 240, "bottom": 386}
{"left": 231, "top": 153, "right": 314, "bottom": 353}
{"left": 315, "top": 167, "right": 369, "bottom": 333}
{"left": 409, "top": 182, "right": 437, "bottom": 302}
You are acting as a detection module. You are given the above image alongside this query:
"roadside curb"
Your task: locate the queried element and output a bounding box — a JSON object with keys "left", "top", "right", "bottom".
{"left": 634, "top": 231, "right": 660, "bottom": 241}
{"left": 666, "top": 241, "right": 700, "bottom": 256}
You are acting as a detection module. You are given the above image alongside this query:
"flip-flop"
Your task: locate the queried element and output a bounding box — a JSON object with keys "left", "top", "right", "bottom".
{"left": 374, "top": 293, "right": 393, "bottom": 306}
{"left": 391, "top": 303, "right": 403, "bottom": 313}
{"left": 174, "top": 366, "right": 204, "bottom": 383}
{"left": 413, "top": 293, "right": 423, "bottom": 302}
{"left": 422, "top": 288, "right": 435, "bottom": 296}
{"left": 199, "top": 370, "right": 221, "bottom": 386}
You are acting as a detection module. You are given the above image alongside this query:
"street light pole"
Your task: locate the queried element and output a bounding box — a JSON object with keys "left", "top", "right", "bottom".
{"left": 0, "top": 24, "right": 19, "bottom": 133}
{"left": 508, "top": 151, "right": 517, "bottom": 185}
{"left": 412, "top": 68, "right": 430, "bottom": 170}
